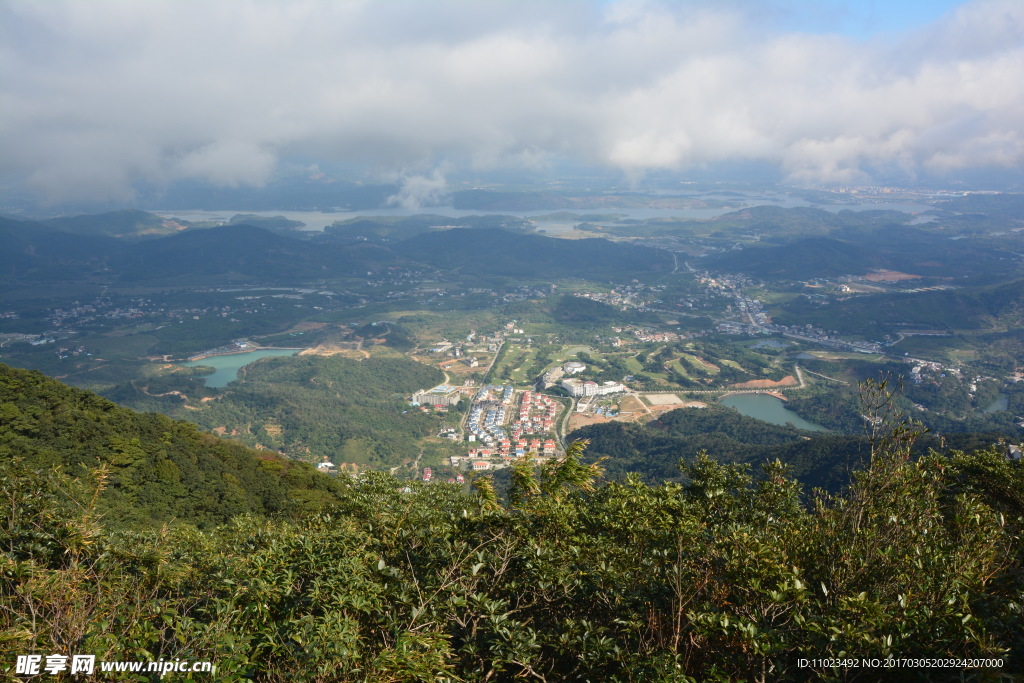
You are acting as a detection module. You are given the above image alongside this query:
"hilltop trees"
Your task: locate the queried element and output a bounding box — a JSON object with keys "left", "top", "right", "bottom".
{"left": 3, "top": 446, "right": 1021, "bottom": 679}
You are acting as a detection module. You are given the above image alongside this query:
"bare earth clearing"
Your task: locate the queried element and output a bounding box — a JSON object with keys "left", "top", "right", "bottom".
{"left": 728, "top": 376, "right": 797, "bottom": 389}
{"left": 645, "top": 393, "right": 684, "bottom": 405}
{"left": 300, "top": 342, "right": 365, "bottom": 358}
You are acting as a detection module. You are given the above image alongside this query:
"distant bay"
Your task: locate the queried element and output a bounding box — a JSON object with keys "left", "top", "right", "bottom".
{"left": 153, "top": 195, "right": 935, "bottom": 235}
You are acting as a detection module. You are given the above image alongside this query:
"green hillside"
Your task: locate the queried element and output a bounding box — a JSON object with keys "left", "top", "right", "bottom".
{"left": 0, "top": 363, "right": 346, "bottom": 528}
{"left": 570, "top": 405, "right": 868, "bottom": 490}
{"left": 551, "top": 294, "right": 627, "bottom": 325}
{"left": 42, "top": 209, "right": 187, "bottom": 238}
{"left": 110, "top": 224, "right": 386, "bottom": 283}
{"left": 570, "top": 403, "right": 1021, "bottom": 492}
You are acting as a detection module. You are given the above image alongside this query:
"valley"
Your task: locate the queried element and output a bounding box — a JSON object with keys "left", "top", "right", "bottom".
{"left": 3, "top": 191, "right": 1023, "bottom": 489}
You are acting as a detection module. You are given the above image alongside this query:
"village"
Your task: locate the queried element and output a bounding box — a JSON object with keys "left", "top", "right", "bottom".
{"left": 410, "top": 380, "right": 563, "bottom": 476}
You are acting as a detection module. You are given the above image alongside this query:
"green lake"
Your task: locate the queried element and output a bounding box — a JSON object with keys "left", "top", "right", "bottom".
{"left": 720, "top": 393, "right": 830, "bottom": 432}
{"left": 182, "top": 349, "right": 299, "bottom": 388}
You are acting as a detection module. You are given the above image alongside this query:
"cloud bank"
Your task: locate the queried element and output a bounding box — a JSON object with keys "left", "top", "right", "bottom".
{"left": 1, "top": 0, "right": 1022, "bottom": 202}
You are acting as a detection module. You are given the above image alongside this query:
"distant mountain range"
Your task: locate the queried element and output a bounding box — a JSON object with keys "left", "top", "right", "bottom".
{"left": 110, "top": 223, "right": 396, "bottom": 282}
{"left": 1, "top": 211, "right": 673, "bottom": 286}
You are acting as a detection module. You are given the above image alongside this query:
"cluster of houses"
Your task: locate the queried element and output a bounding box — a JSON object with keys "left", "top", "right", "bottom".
{"left": 54, "top": 345, "right": 90, "bottom": 360}
{"left": 454, "top": 386, "right": 562, "bottom": 472}
{"left": 422, "top": 468, "right": 468, "bottom": 484}
{"left": 572, "top": 290, "right": 635, "bottom": 308}
{"left": 907, "top": 359, "right": 957, "bottom": 385}
{"left": 464, "top": 384, "right": 514, "bottom": 444}
{"left": 457, "top": 435, "right": 559, "bottom": 472}
{"left": 512, "top": 390, "right": 559, "bottom": 437}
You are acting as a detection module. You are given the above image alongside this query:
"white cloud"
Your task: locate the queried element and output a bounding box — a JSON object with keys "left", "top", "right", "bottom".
{"left": 387, "top": 168, "right": 450, "bottom": 210}
{"left": 173, "top": 141, "right": 276, "bottom": 188}
{"left": 1, "top": 0, "right": 1022, "bottom": 202}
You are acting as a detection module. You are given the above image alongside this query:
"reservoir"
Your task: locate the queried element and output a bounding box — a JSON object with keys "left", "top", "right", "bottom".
{"left": 182, "top": 349, "right": 299, "bottom": 388}
{"left": 720, "top": 393, "right": 830, "bottom": 432}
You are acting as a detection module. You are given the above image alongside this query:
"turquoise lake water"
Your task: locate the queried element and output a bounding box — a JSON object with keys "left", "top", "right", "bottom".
{"left": 181, "top": 349, "right": 298, "bottom": 387}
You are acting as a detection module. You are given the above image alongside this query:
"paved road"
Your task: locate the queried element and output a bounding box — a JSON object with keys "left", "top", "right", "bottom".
{"left": 554, "top": 396, "right": 574, "bottom": 448}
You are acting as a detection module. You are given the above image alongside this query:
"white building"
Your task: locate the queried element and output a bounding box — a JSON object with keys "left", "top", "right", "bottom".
{"left": 412, "top": 386, "right": 461, "bottom": 407}
{"left": 594, "top": 381, "right": 626, "bottom": 396}
{"left": 561, "top": 379, "right": 626, "bottom": 397}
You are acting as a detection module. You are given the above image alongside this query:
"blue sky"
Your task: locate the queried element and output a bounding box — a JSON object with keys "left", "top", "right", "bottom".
{"left": 774, "top": 0, "right": 970, "bottom": 37}
{"left": 598, "top": 0, "right": 972, "bottom": 38}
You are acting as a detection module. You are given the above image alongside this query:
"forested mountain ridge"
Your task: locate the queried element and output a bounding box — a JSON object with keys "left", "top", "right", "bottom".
{"left": 108, "top": 222, "right": 418, "bottom": 284}
{"left": 41, "top": 209, "right": 188, "bottom": 238}
{"left": 0, "top": 363, "right": 347, "bottom": 528}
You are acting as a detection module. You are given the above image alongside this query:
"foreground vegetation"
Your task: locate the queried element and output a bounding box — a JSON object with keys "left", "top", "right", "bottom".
{"left": 3, "top": 403, "right": 1022, "bottom": 680}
